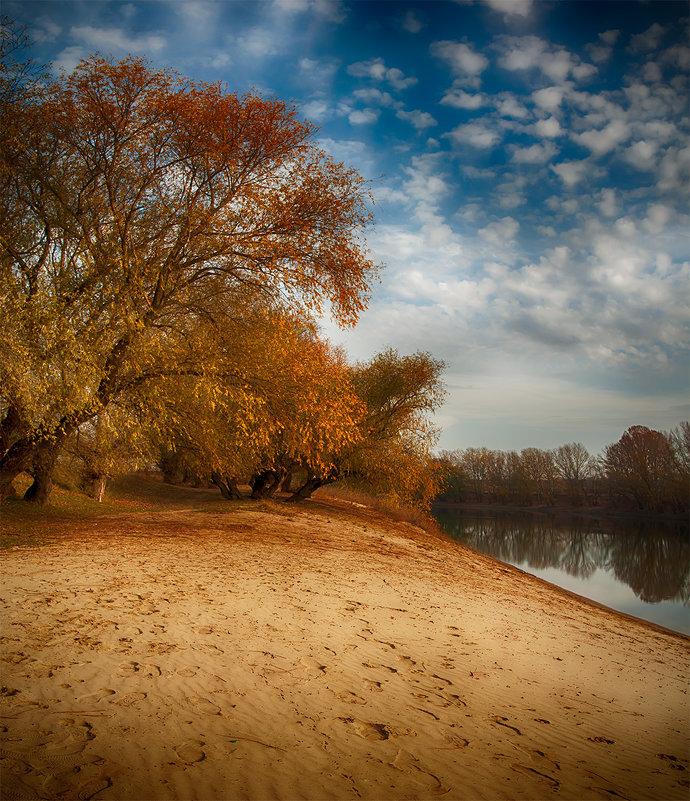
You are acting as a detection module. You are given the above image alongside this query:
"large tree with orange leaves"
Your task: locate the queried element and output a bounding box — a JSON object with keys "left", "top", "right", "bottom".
{"left": 0, "top": 46, "right": 377, "bottom": 503}
{"left": 147, "top": 306, "right": 366, "bottom": 501}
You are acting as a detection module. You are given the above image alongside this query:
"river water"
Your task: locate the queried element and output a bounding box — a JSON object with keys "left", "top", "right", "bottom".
{"left": 432, "top": 506, "right": 690, "bottom": 636}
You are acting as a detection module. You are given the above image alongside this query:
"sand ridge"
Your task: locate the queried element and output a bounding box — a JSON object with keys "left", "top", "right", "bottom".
{"left": 0, "top": 491, "right": 688, "bottom": 800}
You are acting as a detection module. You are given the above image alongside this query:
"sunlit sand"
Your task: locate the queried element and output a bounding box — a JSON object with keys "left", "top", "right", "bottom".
{"left": 1, "top": 486, "right": 688, "bottom": 800}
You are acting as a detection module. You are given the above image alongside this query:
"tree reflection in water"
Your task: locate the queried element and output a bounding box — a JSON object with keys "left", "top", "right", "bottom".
{"left": 433, "top": 508, "right": 689, "bottom": 605}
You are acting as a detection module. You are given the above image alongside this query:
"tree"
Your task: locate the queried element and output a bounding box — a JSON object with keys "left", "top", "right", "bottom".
{"left": 64, "top": 407, "right": 151, "bottom": 501}
{"left": 434, "top": 450, "right": 466, "bottom": 502}
{"left": 668, "top": 421, "right": 690, "bottom": 511}
{"left": 603, "top": 426, "right": 676, "bottom": 511}
{"left": 152, "top": 308, "right": 366, "bottom": 501}
{"left": 458, "top": 448, "right": 491, "bottom": 502}
{"left": 0, "top": 48, "right": 377, "bottom": 503}
{"left": 288, "top": 349, "right": 446, "bottom": 507}
{"left": 519, "top": 448, "right": 556, "bottom": 505}
{"left": 553, "top": 442, "right": 595, "bottom": 504}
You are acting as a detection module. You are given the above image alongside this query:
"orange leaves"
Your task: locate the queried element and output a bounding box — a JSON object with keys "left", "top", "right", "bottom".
{"left": 1, "top": 51, "right": 377, "bottom": 495}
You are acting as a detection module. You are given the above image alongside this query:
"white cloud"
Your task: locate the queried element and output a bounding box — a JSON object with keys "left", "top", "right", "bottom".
{"left": 534, "top": 116, "right": 563, "bottom": 138}
{"left": 299, "top": 57, "right": 339, "bottom": 85}
{"left": 352, "top": 88, "right": 398, "bottom": 107}
{"left": 210, "top": 52, "right": 231, "bottom": 69}
{"left": 402, "top": 10, "right": 423, "bottom": 34}
{"left": 347, "top": 58, "right": 417, "bottom": 89}
{"left": 430, "top": 41, "right": 489, "bottom": 86}
{"left": 661, "top": 43, "right": 690, "bottom": 71}
{"left": 484, "top": 0, "right": 533, "bottom": 18}
{"left": 387, "top": 67, "right": 418, "bottom": 90}
{"left": 402, "top": 154, "right": 452, "bottom": 204}
{"left": 511, "top": 142, "right": 557, "bottom": 164}
{"left": 586, "top": 30, "right": 620, "bottom": 64}
{"left": 348, "top": 108, "right": 380, "bottom": 125}
{"left": 317, "top": 137, "right": 371, "bottom": 174}
{"left": 311, "top": 0, "right": 347, "bottom": 23}
{"left": 173, "top": 0, "right": 219, "bottom": 31}
{"left": 70, "top": 25, "right": 166, "bottom": 53}
{"left": 599, "top": 29, "right": 620, "bottom": 46}
{"left": 494, "top": 94, "right": 530, "bottom": 119}
{"left": 440, "top": 89, "right": 486, "bottom": 110}
{"left": 657, "top": 146, "right": 690, "bottom": 193}
{"left": 274, "top": 0, "right": 346, "bottom": 22}
{"left": 479, "top": 216, "right": 519, "bottom": 245}
{"left": 273, "top": 0, "right": 310, "bottom": 12}
{"left": 597, "top": 188, "right": 619, "bottom": 218}
{"left": 532, "top": 86, "right": 565, "bottom": 113}
{"left": 574, "top": 119, "right": 629, "bottom": 156}
{"left": 643, "top": 203, "right": 672, "bottom": 234}
{"left": 397, "top": 109, "right": 438, "bottom": 130}
{"left": 496, "top": 36, "right": 595, "bottom": 84}
{"left": 622, "top": 140, "right": 657, "bottom": 171}
{"left": 629, "top": 23, "right": 668, "bottom": 52}
{"left": 448, "top": 122, "right": 500, "bottom": 149}
{"left": 31, "top": 18, "right": 62, "bottom": 43}
{"left": 301, "top": 99, "right": 330, "bottom": 121}
{"left": 53, "top": 46, "right": 87, "bottom": 74}
{"left": 551, "top": 160, "right": 589, "bottom": 187}
{"left": 237, "top": 27, "right": 281, "bottom": 57}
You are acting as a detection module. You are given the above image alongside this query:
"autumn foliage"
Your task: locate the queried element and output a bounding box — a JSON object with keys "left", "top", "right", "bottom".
{"left": 1, "top": 29, "right": 446, "bottom": 509}
{"left": 437, "top": 423, "right": 689, "bottom": 514}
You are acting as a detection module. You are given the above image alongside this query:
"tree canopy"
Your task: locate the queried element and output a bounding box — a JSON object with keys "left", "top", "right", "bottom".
{"left": 1, "top": 43, "right": 379, "bottom": 503}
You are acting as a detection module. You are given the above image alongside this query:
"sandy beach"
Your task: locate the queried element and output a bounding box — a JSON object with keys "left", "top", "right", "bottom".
{"left": 1, "top": 481, "right": 688, "bottom": 801}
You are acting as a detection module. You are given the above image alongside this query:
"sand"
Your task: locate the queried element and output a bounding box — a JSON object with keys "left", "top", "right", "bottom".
{"left": 0, "top": 485, "right": 688, "bottom": 801}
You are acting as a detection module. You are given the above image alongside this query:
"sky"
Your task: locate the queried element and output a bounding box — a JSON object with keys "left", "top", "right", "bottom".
{"left": 9, "top": 0, "right": 690, "bottom": 455}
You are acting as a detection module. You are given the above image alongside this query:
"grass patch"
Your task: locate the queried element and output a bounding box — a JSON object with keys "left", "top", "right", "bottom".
{"left": 0, "top": 530, "right": 48, "bottom": 549}
{"left": 317, "top": 485, "right": 444, "bottom": 536}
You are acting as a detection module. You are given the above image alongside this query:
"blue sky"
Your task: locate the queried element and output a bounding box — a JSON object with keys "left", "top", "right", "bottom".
{"left": 10, "top": 0, "right": 690, "bottom": 454}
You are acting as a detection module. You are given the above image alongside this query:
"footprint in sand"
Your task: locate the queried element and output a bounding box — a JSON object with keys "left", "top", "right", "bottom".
{"left": 111, "top": 691, "right": 147, "bottom": 707}
{"left": 78, "top": 689, "right": 116, "bottom": 703}
{"left": 176, "top": 666, "right": 199, "bottom": 677}
{"left": 187, "top": 696, "right": 221, "bottom": 716}
{"left": 174, "top": 740, "right": 206, "bottom": 764}
{"left": 340, "top": 717, "right": 390, "bottom": 740}
{"left": 76, "top": 776, "right": 112, "bottom": 800}
{"left": 117, "top": 661, "right": 161, "bottom": 678}
{"left": 335, "top": 691, "right": 367, "bottom": 705}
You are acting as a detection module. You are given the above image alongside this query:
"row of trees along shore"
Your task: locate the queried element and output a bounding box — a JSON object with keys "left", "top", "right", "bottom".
{"left": 0, "top": 22, "right": 446, "bottom": 508}
{"left": 436, "top": 422, "right": 690, "bottom": 515}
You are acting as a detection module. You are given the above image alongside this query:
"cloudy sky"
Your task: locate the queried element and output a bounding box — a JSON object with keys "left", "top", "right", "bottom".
{"left": 10, "top": 0, "right": 690, "bottom": 454}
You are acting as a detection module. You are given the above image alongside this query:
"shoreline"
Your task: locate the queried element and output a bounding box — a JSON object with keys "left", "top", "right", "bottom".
{"left": 432, "top": 499, "right": 690, "bottom": 524}
{"left": 1, "top": 488, "right": 688, "bottom": 800}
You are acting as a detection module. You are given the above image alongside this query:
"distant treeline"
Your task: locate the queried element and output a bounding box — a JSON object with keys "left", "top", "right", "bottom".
{"left": 435, "top": 423, "right": 689, "bottom": 514}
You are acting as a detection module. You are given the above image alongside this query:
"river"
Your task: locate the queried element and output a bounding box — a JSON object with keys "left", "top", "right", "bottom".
{"left": 432, "top": 506, "right": 690, "bottom": 636}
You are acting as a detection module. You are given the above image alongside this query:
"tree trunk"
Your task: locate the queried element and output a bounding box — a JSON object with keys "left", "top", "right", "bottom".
{"left": 0, "top": 435, "right": 37, "bottom": 500}
{"left": 23, "top": 439, "right": 63, "bottom": 505}
{"left": 264, "top": 469, "right": 287, "bottom": 498}
{"left": 0, "top": 405, "right": 24, "bottom": 456}
{"left": 211, "top": 472, "right": 242, "bottom": 500}
{"left": 286, "top": 476, "right": 323, "bottom": 501}
{"left": 279, "top": 468, "right": 299, "bottom": 493}
{"left": 93, "top": 474, "right": 107, "bottom": 502}
{"left": 251, "top": 468, "right": 287, "bottom": 499}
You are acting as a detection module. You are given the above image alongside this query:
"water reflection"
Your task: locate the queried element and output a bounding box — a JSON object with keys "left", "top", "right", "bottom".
{"left": 433, "top": 508, "right": 690, "bottom": 606}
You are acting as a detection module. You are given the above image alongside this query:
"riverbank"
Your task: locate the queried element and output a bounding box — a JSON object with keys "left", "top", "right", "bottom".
{"left": 433, "top": 500, "right": 690, "bottom": 525}
{"left": 1, "top": 481, "right": 688, "bottom": 800}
